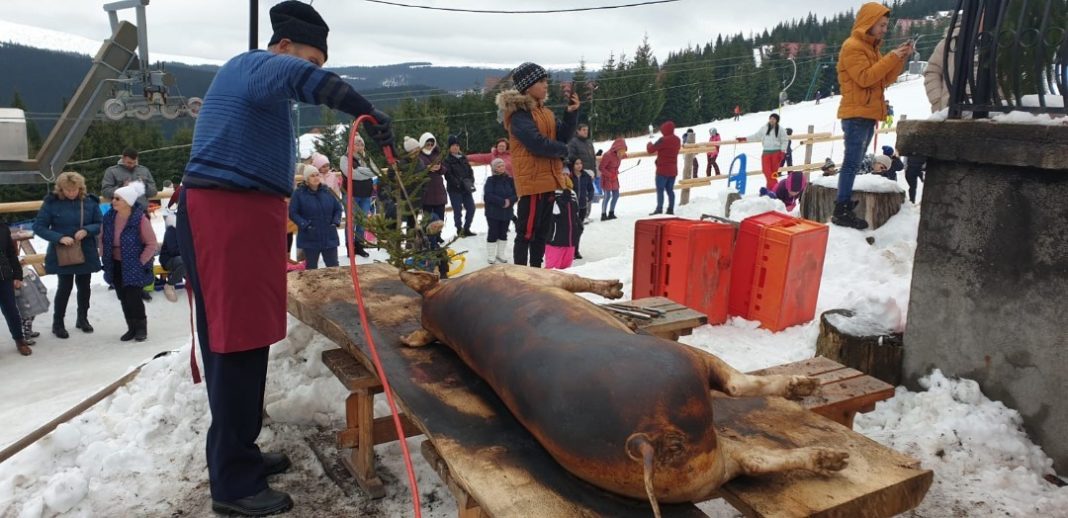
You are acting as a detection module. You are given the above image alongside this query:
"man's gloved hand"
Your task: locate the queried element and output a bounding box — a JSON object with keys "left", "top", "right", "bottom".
{"left": 364, "top": 109, "right": 394, "bottom": 148}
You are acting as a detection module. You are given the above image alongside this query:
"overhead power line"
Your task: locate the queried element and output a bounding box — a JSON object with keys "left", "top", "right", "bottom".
{"left": 362, "top": 0, "right": 683, "bottom": 14}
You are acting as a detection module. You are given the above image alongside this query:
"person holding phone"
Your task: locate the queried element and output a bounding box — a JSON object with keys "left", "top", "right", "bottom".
{"left": 495, "top": 62, "right": 579, "bottom": 267}
{"left": 832, "top": 2, "right": 912, "bottom": 229}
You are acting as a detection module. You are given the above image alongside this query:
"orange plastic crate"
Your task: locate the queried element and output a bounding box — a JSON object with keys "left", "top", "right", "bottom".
{"left": 729, "top": 212, "right": 828, "bottom": 331}
{"left": 658, "top": 220, "right": 734, "bottom": 325}
{"left": 631, "top": 218, "right": 682, "bottom": 299}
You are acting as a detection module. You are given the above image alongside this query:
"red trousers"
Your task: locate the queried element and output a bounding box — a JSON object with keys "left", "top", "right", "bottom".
{"left": 761, "top": 151, "right": 786, "bottom": 190}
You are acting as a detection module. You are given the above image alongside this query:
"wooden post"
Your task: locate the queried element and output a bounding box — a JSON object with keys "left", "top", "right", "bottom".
{"left": 681, "top": 150, "right": 695, "bottom": 206}
{"left": 803, "top": 124, "right": 815, "bottom": 184}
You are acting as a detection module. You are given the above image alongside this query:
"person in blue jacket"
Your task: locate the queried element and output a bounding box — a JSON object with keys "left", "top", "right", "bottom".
{"left": 33, "top": 172, "right": 102, "bottom": 339}
{"left": 289, "top": 168, "right": 343, "bottom": 269}
{"left": 482, "top": 158, "right": 517, "bottom": 264}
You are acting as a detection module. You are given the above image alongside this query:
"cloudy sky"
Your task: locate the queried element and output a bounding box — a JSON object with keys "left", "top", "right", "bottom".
{"left": 2, "top": 0, "right": 867, "bottom": 69}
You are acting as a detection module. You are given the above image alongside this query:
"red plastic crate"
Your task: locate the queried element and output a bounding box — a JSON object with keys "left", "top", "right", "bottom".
{"left": 729, "top": 212, "right": 828, "bottom": 331}
{"left": 729, "top": 213, "right": 789, "bottom": 317}
{"left": 631, "top": 218, "right": 683, "bottom": 298}
{"left": 658, "top": 220, "right": 735, "bottom": 325}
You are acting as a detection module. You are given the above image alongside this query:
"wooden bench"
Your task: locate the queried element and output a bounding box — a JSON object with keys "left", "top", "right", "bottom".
{"left": 290, "top": 264, "right": 931, "bottom": 517}
{"left": 750, "top": 356, "right": 896, "bottom": 429}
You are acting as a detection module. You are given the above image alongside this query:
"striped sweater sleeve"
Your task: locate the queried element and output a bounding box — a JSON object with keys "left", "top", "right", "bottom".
{"left": 248, "top": 54, "right": 375, "bottom": 117}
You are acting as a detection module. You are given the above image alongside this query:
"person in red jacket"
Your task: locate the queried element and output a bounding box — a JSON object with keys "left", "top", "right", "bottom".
{"left": 646, "top": 121, "right": 681, "bottom": 215}
{"left": 598, "top": 138, "right": 627, "bottom": 220}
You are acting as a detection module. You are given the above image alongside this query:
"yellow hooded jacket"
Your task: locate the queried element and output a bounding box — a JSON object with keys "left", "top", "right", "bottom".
{"left": 836, "top": 2, "right": 905, "bottom": 121}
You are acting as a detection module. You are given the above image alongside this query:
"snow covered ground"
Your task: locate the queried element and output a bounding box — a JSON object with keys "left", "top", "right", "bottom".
{"left": 2, "top": 78, "right": 1067, "bottom": 517}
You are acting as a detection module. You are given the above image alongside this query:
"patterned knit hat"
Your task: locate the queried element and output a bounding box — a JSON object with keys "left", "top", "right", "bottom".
{"left": 512, "top": 62, "right": 548, "bottom": 93}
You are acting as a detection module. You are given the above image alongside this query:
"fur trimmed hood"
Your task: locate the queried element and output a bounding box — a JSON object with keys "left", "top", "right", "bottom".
{"left": 496, "top": 89, "right": 539, "bottom": 122}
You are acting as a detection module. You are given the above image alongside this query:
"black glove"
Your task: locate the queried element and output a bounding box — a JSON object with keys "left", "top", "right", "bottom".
{"left": 364, "top": 109, "right": 394, "bottom": 149}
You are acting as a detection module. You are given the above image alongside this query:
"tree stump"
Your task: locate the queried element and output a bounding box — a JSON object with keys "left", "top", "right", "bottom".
{"left": 800, "top": 183, "right": 906, "bottom": 230}
{"left": 816, "top": 309, "right": 904, "bottom": 386}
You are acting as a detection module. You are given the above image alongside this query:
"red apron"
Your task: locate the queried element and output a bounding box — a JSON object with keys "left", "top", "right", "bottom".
{"left": 186, "top": 188, "right": 288, "bottom": 353}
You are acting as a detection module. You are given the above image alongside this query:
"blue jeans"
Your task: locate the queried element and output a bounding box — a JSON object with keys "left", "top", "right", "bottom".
{"left": 447, "top": 190, "right": 476, "bottom": 231}
{"left": 602, "top": 190, "right": 620, "bottom": 215}
{"left": 352, "top": 197, "right": 372, "bottom": 241}
{"left": 655, "top": 176, "right": 676, "bottom": 211}
{"left": 836, "top": 118, "right": 877, "bottom": 204}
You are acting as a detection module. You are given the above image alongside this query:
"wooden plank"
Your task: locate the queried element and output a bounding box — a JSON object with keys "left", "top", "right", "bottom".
{"left": 812, "top": 377, "right": 896, "bottom": 418}
{"left": 321, "top": 348, "right": 383, "bottom": 391}
{"left": 714, "top": 395, "right": 931, "bottom": 517}
{"left": 288, "top": 265, "right": 707, "bottom": 517}
{"left": 750, "top": 356, "right": 845, "bottom": 377}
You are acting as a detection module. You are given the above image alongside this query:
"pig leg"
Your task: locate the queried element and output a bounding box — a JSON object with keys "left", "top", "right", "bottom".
{"left": 495, "top": 264, "right": 624, "bottom": 299}
{"left": 721, "top": 436, "right": 849, "bottom": 478}
{"left": 701, "top": 352, "right": 820, "bottom": 400}
{"left": 400, "top": 328, "right": 436, "bottom": 347}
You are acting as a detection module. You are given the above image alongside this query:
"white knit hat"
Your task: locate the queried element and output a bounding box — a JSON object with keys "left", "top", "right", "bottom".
{"left": 114, "top": 181, "right": 145, "bottom": 207}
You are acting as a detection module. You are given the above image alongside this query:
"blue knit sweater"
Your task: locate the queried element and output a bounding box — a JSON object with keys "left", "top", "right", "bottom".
{"left": 183, "top": 50, "right": 375, "bottom": 197}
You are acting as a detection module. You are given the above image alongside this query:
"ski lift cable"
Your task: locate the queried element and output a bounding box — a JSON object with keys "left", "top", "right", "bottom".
{"left": 361, "top": 0, "right": 684, "bottom": 14}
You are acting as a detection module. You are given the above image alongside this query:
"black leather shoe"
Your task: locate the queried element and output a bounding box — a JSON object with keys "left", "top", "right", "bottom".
{"left": 211, "top": 488, "right": 293, "bottom": 516}
{"left": 263, "top": 452, "right": 292, "bottom": 477}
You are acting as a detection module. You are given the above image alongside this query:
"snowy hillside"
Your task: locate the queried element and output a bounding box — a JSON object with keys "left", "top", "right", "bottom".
{"left": 0, "top": 19, "right": 222, "bottom": 66}
{"left": 2, "top": 77, "right": 1067, "bottom": 517}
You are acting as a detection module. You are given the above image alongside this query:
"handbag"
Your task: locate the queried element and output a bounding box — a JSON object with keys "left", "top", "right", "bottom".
{"left": 56, "top": 200, "right": 86, "bottom": 267}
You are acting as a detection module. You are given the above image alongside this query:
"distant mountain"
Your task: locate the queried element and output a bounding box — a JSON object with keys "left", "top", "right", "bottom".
{"left": 0, "top": 20, "right": 571, "bottom": 136}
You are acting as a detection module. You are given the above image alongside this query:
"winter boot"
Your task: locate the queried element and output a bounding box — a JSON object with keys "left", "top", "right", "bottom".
{"left": 462, "top": 227, "right": 477, "bottom": 237}
{"left": 76, "top": 308, "right": 94, "bottom": 333}
{"left": 120, "top": 319, "right": 136, "bottom": 342}
{"left": 486, "top": 242, "right": 498, "bottom": 264}
{"left": 133, "top": 319, "right": 148, "bottom": 342}
{"left": 16, "top": 339, "right": 32, "bottom": 356}
{"left": 164, "top": 284, "right": 178, "bottom": 302}
{"left": 666, "top": 207, "right": 675, "bottom": 215}
{"left": 600, "top": 213, "right": 608, "bottom": 222}
{"left": 52, "top": 316, "right": 69, "bottom": 339}
{"left": 608, "top": 212, "right": 617, "bottom": 220}
{"left": 353, "top": 240, "right": 370, "bottom": 258}
{"left": 831, "top": 201, "right": 869, "bottom": 230}
{"left": 495, "top": 240, "right": 510, "bottom": 264}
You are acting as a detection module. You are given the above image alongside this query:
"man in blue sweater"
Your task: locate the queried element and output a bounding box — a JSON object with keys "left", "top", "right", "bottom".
{"left": 174, "top": 2, "right": 392, "bottom": 515}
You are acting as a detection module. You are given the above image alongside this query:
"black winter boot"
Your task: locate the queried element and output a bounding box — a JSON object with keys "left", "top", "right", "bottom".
{"left": 76, "top": 308, "right": 94, "bottom": 333}
{"left": 52, "top": 316, "right": 69, "bottom": 339}
{"left": 462, "top": 227, "right": 477, "bottom": 237}
{"left": 831, "top": 201, "right": 869, "bottom": 230}
{"left": 608, "top": 212, "right": 617, "bottom": 220}
{"left": 120, "top": 319, "right": 136, "bottom": 342}
{"left": 600, "top": 214, "right": 608, "bottom": 221}
{"left": 133, "top": 319, "right": 148, "bottom": 342}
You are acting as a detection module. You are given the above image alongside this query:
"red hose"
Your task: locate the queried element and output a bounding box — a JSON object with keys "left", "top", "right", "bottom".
{"left": 344, "top": 118, "right": 421, "bottom": 517}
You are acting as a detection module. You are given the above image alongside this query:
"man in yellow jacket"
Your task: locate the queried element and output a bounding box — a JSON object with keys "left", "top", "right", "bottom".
{"left": 833, "top": 2, "right": 914, "bottom": 229}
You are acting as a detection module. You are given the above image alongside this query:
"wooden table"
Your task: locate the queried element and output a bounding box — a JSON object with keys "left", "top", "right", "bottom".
{"left": 288, "top": 265, "right": 932, "bottom": 517}
{"left": 602, "top": 297, "right": 708, "bottom": 341}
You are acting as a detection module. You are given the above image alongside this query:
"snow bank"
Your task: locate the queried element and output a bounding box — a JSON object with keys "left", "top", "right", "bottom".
{"left": 811, "top": 172, "right": 906, "bottom": 193}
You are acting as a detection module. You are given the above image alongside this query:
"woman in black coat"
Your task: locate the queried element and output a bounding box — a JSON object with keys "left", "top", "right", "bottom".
{"left": 0, "top": 223, "right": 31, "bottom": 356}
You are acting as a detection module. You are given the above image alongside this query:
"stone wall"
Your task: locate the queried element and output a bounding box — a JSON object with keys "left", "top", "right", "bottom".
{"left": 898, "top": 120, "right": 1068, "bottom": 473}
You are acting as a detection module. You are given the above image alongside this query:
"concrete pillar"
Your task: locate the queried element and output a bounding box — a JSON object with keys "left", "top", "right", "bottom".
{"left": 897, "top": 120, "right": 1068, "bottom": 472}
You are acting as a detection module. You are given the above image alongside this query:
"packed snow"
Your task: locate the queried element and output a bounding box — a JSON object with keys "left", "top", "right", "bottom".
{"left": 2, "top": 77, "right": 1066, "bottom": 517}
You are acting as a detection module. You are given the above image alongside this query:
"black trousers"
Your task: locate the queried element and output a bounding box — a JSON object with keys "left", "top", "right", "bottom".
{"left": 113, "top": 261, "right": 146, "bottom": 322}
{"left": 0, "top": 280, "right": 23, "bottom": 341}
{"left": 176, "top": 189, "right": 270, "bottom": 502}
{"left": 54, "top": 273, "right": 91, "bottom": 321}
{"left": 513, "top": 193, "right": 555, "bottom": 267}
{"left": 486, "top": 219, "right": 510, "bottom": 242}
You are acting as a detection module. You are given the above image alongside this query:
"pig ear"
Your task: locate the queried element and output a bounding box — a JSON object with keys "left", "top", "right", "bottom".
{"left": 625, "top": 433, "right": 662, "bottom": 518}
{"left": 400, "top": 269, "right": 440, "bottom": 295}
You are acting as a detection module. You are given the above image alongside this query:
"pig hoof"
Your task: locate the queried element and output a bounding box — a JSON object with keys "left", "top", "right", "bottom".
{"left": 809, "top": 448, "right": 849, "bottom": 475}
{"left": 785, "top": 376, "right": 821, "bottom": 399}
{"left": 599, "top": 280, "right": 624, "bottom": 300}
